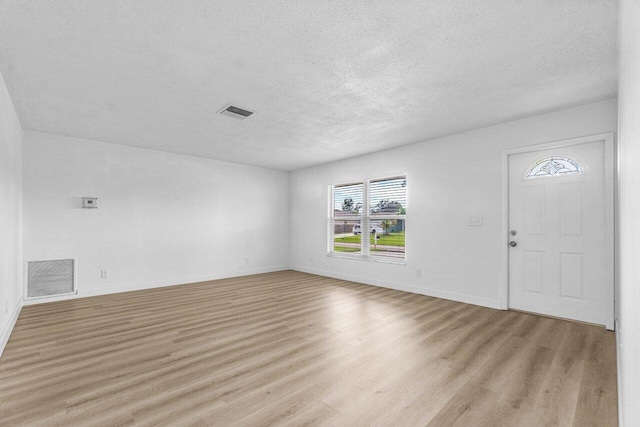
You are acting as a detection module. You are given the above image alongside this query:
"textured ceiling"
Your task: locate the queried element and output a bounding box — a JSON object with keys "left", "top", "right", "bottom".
{"left": 0, "top": 1, "right": 618, "bottom": 171}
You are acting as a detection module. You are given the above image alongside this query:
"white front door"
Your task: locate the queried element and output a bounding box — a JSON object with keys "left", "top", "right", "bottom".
{"left": 508, "top": 137, "right": 614, "bottom": 328}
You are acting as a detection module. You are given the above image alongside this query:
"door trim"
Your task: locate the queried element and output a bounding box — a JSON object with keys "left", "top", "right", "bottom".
{"left": 500, "top": 133, "right": 615, "bottom": 329}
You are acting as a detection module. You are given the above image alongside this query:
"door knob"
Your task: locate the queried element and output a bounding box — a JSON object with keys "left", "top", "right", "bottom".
{"left": 509, "top": 241, "right": 517, "bottom": 247}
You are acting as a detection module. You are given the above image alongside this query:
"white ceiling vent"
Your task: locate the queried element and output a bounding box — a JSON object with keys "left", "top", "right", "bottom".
{"left": 218, "top": 104, "right": 255, "bottom": 120}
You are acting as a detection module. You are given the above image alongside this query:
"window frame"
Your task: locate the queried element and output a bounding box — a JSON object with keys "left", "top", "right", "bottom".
{"left": 328, "top": 175, "right": 407, "bottom": 265}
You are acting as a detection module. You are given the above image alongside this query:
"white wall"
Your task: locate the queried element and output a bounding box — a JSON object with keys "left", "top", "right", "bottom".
{"left": 617, "top": 0, "right": 640, "bottom": 424}
{"left": 0, "top": 70, "right": 23, "bottom": 355}
{"left": 23, "top": 131, "right": 290, "bottom": 299}
{"left": 290, "top": 99, "right": 617, "bottom": 308}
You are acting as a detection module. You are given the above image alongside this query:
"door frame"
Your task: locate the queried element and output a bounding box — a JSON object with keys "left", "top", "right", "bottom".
{"left": 500, "top": 132, "right": 615, "bottom": 329}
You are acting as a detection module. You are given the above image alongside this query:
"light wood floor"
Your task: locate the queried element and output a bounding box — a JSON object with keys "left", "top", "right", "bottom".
{"left": 0, "top": 271, "right": 617, "bottom": 426}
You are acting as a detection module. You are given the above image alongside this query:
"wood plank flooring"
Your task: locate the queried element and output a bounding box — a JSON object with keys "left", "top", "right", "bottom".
{"left": 0, "top": 271, "right": 617, "bottom": 426}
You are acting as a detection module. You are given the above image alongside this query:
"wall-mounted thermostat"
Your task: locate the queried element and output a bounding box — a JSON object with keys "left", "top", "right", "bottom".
{"left": 82, "top": 197, "right": 98, "bottom": 209}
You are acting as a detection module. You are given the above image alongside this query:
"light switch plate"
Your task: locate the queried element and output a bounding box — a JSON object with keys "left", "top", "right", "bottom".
{"left": 467, "top": 217, "right": 483, "bottom": 226}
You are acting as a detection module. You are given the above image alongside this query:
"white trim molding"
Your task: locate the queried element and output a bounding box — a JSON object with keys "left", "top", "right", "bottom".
{"left": 22, "top": 266, "right": 291, "bottom": 306}
{"left": 616, "top": 318, "right": 623, "bottom": 427}
{"left": 0, "top": 297, "right": 23, "bottom": 358}
{"left": 293, "top": 265, "right": 502, "bottom": 310}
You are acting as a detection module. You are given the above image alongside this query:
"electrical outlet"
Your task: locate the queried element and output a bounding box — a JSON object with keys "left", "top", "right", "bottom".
{"left": 101, "top": 269, "right": 109, "bottom": 279}
{"left": 245, "top": 258, "right": 249, "bottom": 264}
{"left": 4, "top": 300, "right": 7, "bottom": 314}
{"left": 416, "top": 269, "right": 422, "bottom": 278}
{"left": 309, "top": 256, "right": 313, "bottom": 263}
{"left": 467, "top": 217, "right": 483, "bottom": 226}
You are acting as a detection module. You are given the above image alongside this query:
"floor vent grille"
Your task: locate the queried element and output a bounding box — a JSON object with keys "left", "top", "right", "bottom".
{"left": 27, "top": 259, "right": 76, "bottom": 298}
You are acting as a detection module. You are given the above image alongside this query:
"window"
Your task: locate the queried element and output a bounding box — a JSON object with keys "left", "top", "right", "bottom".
{"left": 330, "top": 176, "right": 406, "bottom": 262}
{"left": 332, "top": 182, "right": 364, "bottom": 255}
{"left": 526, "top": 156, "right": 583, "bottom": 178}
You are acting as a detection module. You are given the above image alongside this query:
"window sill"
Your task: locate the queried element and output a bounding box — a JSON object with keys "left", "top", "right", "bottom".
{"left": 327, "top": 252, "right": 407, "bottom": 266}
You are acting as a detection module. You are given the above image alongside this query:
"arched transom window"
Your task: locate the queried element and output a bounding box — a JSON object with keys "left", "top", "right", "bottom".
{"left": 525, "top": 156, "right": 583, "bottom": 179}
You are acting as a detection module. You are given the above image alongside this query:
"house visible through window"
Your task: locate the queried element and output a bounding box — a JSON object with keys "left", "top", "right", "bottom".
{"left": 330, "top": 176, "right": 406, "bottom": 262}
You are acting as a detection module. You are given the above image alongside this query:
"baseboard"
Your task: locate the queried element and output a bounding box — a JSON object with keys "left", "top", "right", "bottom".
{"left": 23, "top": 266, "right": 291, "bottom": 306}
{"left": 0, "top": 297, "right": 23, "bottom": 358}
{"left": 615, "top": 318, "right": 623, "bottom": 427}
{"left": 292, "top": 265, "right": 502, "bottom": 310}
